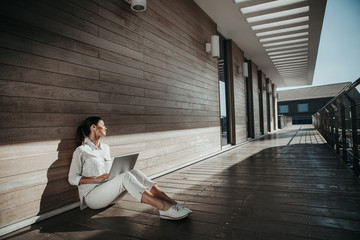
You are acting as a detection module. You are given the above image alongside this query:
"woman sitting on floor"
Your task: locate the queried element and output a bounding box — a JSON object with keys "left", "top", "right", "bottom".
{"left": 68, "top": 116, "right": 191, "bottom": 220}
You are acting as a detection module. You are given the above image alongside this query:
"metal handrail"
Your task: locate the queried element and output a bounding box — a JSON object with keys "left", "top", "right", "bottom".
{"left": 319, "top": 78, "right": 359, "bottom": 112}
{"left": 313, "top": 78, "right": 360, "bottom": 178}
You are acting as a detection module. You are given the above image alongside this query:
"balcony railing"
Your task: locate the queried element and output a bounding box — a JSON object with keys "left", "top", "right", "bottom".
{"left": 313, "top": 78, "right": 360, "bottom": 177}
{"left": 278, "top": 115, "right": 292, "bottom": 129}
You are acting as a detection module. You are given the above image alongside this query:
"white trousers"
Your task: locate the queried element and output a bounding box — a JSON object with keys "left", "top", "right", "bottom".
{"left": 85, "top": 169, "right": 155, "bottom": 209}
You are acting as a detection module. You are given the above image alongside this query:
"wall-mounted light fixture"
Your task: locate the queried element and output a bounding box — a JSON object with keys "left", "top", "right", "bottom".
{"left": 124, "top": 0, "right": 147, "bottom": 12}
{"left": 237, "top": 65, "right": 242, "bottom": 74}
{"left": 206, "top": 35, "right": 220, "bottom": 58}
{"left": 243, "top": 62, "right": 248, "bottom": 77}
{"left": 266, "top": 83, "right": 272, "bottom": 93}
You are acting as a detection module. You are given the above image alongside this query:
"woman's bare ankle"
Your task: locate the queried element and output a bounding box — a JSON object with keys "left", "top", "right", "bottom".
{"left": 161, "top": 201, "right": 172, "bottom": 211}
{"left": 151, "top": 185, "right": 178, "bottom": 205}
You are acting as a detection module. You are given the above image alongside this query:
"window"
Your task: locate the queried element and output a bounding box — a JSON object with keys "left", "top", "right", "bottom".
{"left": 217, "top": 35, "right": 232, "bottom": 146}
{"left": 279, "top": 105, "right": 289, "bottom": 113}
{"left": 297, "top": 103, "right": 308, "bottom": 112}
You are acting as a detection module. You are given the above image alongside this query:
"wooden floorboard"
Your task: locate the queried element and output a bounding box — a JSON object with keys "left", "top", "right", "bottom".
{"left": 2, "top": 125, "right": 360, "bottom": 240}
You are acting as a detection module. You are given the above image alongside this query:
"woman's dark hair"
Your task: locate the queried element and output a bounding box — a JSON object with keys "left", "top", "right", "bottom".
{"left": 76, "top": 116, "right": 102, "bottom": 146}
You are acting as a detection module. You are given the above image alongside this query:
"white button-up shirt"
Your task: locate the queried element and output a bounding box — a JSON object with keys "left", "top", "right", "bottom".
{"left": 68, "top": 138, "right": 112, "bottom": 209}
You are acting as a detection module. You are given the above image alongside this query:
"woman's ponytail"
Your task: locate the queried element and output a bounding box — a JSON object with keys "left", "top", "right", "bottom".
{"left": 76, "top": 124, "right": 86, "bottom": 146}
{"left": 76, "top": 116, "right": 102, "bottom": 146}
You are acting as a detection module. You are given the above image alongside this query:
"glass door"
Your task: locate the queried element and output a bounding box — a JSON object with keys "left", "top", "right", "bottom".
{"left": 219, "top": 77, "right": 229, "bottom": 146}
{"left": 218, "top": 35, "right": 231, "bottom": 146}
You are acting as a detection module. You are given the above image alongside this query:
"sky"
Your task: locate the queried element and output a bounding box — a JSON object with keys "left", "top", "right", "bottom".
{"left": 279, "top": 0, "right": 360, "bottom": 90}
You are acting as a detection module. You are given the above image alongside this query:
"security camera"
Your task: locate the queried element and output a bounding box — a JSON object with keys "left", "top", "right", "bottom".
{"left": 124, "top": 0, "right": 147, "bottom": 12}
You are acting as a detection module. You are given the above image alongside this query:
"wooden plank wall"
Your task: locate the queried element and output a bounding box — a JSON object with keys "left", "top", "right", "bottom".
{"left": 251, "top": 62, "right": 261, "bottom": 137}
{"left": 0, "top": 0, "right": 221, "bottom": 229}
{"left": 231, "top": 41, "right": 247, "bottom": 144}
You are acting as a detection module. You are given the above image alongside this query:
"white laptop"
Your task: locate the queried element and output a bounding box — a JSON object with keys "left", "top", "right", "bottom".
{"left": 101, "top": 153, "right": 139, "bottom": 182}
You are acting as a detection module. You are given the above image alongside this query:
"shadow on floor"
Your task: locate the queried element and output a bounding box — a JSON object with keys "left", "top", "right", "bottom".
{"left": 3, "top": 143, "right": 360, "bottom": 240}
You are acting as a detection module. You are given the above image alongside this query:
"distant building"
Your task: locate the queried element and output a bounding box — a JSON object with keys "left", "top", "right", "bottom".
{"left": 277, "top": 82, "right": 351, "bottom": 124}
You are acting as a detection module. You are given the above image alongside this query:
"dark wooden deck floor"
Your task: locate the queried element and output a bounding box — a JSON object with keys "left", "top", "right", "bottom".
{"left": 3, "top": 125, "right": 360, "bottom": 240}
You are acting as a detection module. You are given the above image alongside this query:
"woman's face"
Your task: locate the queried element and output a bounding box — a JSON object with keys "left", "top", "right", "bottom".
{"left": 92, "top": 120, "right": 107, "bottom": 138}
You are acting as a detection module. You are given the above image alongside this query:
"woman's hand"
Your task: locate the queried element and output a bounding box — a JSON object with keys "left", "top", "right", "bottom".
{"left": 95, "top": 173, "right": 109, "bottom": 182}
{"left": 79, "top": 173, "right": 109, "bottom": 184}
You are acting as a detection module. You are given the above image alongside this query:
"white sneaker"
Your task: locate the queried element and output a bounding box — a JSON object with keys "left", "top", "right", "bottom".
{"left": 175, "top": 204, "right": 193, "bottom": 213}
{"left": 159, "top": 205, "right": 190, "bottom": 220}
